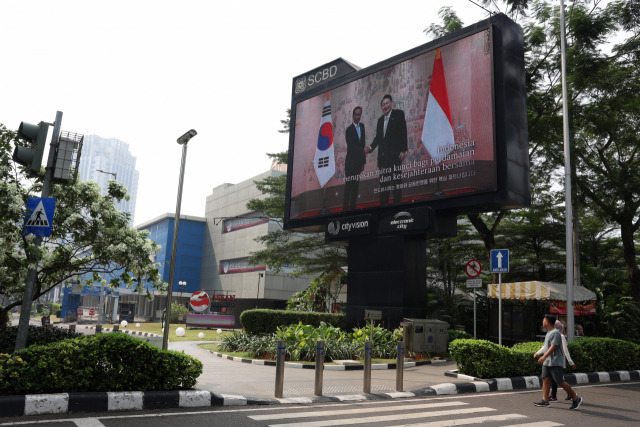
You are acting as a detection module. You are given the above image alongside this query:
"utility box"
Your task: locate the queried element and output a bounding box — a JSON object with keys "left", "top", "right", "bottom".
{"left": 404, "top": 318, "right": 449, "bottom": 353}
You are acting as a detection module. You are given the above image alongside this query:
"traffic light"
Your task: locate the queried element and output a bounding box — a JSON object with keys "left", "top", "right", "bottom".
{"left": 13, "top": 121, "right": 50, "bottom": 174}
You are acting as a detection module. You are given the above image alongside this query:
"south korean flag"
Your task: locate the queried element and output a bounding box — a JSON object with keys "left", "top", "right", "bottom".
{"left": 313, "top": 92, "right": 335, "bottom": 187}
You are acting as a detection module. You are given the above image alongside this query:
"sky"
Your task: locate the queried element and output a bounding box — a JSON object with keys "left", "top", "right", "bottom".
{"left": 1, "top": 0, "right": 498, "bottom": 225}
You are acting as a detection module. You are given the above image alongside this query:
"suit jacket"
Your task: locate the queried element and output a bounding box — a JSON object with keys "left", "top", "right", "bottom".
{"left": 370, "top": 109, "right": 408, "bottom": 168}
{"left": 344, "top": 122, "right": 366, "bottom": 176}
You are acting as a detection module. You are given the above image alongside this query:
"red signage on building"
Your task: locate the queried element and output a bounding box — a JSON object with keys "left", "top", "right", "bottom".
{"left": 549, "top": 300, "right": 596, "bottom": 316}
{"left": 190, "top": 291, "right": 210, "bottom": 313}
{"left": 211, "top": 294, "right": 236, "bottom": 302}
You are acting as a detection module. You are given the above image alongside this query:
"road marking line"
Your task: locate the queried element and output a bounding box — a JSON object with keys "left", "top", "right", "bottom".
{"left": 71, "top": 419, "right": 106, "bottom": 427}
{"left": 250, "top": 401, "right": 467, "bottom": 420}
{"left": 507, "top": 422, "right": 563, "bottom": 427}
{"left": 267, "top": 407, "right": 496, "bottom": 427}
{"left": 388, "top": 413, "right": 529, "bottom": 426}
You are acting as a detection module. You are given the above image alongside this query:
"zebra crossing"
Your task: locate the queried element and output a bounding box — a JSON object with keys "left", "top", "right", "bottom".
{"left": 247, "top": 400, "right": 563, "bottom": 427}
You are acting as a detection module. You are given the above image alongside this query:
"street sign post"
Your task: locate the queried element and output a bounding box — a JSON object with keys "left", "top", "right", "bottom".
{"left": 490, "top": 249, "right": 509, "bottom": 273}
{"left": 466, "top": 279, "right": 482, "bottom": 288}
{"left": 465, "top": 259, "right": 482, "bottom": 278}
{"left": 365, "top": 310, "right": 382, "bottom": 343}
{"left": 490, "top": 249, "right": 509, "bottom": 346}
{"left": 24, "top": 197, "right": 56, "bottom": 237}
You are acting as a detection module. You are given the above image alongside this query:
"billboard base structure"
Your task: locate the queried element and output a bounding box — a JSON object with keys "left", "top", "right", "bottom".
{"left": 346, "top": 234, "right": 428, "bottom": 331}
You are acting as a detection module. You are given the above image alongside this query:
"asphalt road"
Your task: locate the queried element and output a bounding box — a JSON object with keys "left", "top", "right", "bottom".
{"left": 3, "top": 382, "right": 638, "bottom": 426}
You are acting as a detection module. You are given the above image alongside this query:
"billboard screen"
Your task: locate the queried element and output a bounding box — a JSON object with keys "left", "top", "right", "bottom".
{"left": 285, "top": 14, "right": 529, "bottom": 232}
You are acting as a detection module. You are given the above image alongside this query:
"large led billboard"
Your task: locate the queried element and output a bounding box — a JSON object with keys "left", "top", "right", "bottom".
{"left": 285, "top": 14, "right": 529, "bottom": 232}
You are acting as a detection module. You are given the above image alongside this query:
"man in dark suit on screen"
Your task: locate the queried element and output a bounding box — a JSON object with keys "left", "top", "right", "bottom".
{"left": 343, "top": 106, "right": 366, "bottom": 211}
{"left": 366, "top": 94, "right": 408, "bottom": 205}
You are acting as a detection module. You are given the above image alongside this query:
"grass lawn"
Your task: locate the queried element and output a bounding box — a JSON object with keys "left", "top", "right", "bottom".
{"left": 109, "top": 322, "right": 237, "bottom": 342}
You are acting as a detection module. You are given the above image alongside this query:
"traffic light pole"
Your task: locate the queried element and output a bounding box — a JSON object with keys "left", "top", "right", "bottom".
{"left": 14, "top": 111, "right": 63, "bottom": 352}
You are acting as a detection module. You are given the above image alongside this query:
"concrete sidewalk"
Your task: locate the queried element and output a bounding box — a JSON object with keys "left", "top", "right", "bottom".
{"left": 61, "top": 323, "right": 470, "bottom": 399}
{"left": 169, "top": 340, "right": 465, "bottom": 399}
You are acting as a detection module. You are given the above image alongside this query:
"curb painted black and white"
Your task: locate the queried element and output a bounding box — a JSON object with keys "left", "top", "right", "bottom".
{"left": 83, "top": 326, "right": 161, "bottom": 337}
{"left": 442, "top": 369, "right": 640, "bottom": 393}
{"left": 2, "top": 370, "right": 638, "bottom": 417}
{"left": 207, "top": 350, "right": 450, "bottom": 370}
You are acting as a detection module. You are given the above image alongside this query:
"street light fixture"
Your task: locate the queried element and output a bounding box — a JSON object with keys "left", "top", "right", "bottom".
{"left": 162, "top": 129, "right": 197, "bottom": 350}
{"left": 95, "top": 169, "right": 117, "bottom": 329}
{"left": 177, "top": 281, "right": 187, "bottom": 303}
{"left": 96, "top": 169, "right": 117, "bottom": 180}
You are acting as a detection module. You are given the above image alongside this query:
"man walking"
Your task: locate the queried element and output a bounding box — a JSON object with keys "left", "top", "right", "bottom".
{"left": 533, "top": 314, "right": 583, "bottom": 410}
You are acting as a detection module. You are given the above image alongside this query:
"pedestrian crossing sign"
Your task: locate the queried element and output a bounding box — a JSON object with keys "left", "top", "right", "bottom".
{"left": 24, "top": 197, "right": 56, "bottom": 237}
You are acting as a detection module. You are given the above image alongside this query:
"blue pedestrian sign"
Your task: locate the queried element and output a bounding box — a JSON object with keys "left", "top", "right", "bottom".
{"left": 490, "top": 249, "right": 509, "bottom": 273}
{"left": 24, "top": 197, "right": 56, "bottom": 237}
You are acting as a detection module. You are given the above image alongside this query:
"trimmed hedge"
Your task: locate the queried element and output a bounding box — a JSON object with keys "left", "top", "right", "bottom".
{"left": 450, "top": 337, "right": 640, "bottom": 378}
{"left": 448, "top": 329, "right": 472, "bottom": 343}
{"left": 0, "top": 332, "right": 203, "bottom": 394}
{"left": 449, "top": 339, "right": 512, "bottom": 378}
{"left": 240, "top": 309, "right": 345, "bottom": 335}
{"left": 566, "top": 337, "right": 640, "bottom": 372}
{"left": 0, "top": 325, "right": 82, "bottom": 354}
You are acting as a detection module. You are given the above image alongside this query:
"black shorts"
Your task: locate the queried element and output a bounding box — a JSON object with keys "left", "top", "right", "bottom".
{"left": 541, "top": 365, "right": 565, "bottom": 384}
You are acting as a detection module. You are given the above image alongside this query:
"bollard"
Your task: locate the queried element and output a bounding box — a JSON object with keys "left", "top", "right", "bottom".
{"left": 396, "top": 340, "right": 404, "bottom": 392}
{"left": 314, "top": 340, "right": 325, "bottom": 396}
{"left": 275, "top": 340, "right": 285, "bottom": 398}
{"left": 113, "top": 325, "right": 119, "bottom": 332}
{"left": 95, "top": 324, "right": 102, "bottom": 334}
{"left": 69, "top": 324, "right": 76, "bottom": 333}
{"left": 363, "top": 340, "right": 372, "bottom": 394}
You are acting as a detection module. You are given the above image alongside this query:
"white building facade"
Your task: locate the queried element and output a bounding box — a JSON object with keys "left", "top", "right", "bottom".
{"left": 200, "top": 169, "right": 311, "bottom": 313}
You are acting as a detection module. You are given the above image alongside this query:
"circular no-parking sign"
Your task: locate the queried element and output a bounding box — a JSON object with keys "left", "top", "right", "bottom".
{"left": 465, "top": 259, "right": 482, "bottom": 278}
{"left": 189, "top": 291, "right": 210, "bottom": 312}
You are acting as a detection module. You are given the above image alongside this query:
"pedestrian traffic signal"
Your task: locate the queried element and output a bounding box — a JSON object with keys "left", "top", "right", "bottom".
{"left": 13, "top": 121, "right": 50, "bottom": 174}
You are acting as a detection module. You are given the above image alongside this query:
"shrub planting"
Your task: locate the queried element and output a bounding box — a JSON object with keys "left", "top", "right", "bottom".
{"left": 449, "top": 337, "right": 640, "bottom": 378}
{"left": 0, "top": 325, "right": 82, "bottom": 354}
{"left": 220, "top": 321, "right": 402, "bottom": 362}
{"left": 240, "top": 309, "right": 345, "bottom": 335}
{"left": 0, "top": 332, "right": 202, "bottom": 394}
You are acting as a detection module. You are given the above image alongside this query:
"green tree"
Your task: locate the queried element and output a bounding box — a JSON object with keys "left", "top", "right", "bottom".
{"left": 430, "top": 1, "right": 640, "bottom": 302}
{"left": 286, "top": 270, "right": 346, "bottom": 313}
{"left": 499, "top": 160, "right": 566, "bottom": 282}
{"left": 0, "top": 123, "right": 165, "bottom": 329}
{"left": 425, "top": 220, "right": 485, "bottom": 326}
{"left": 424, "top": 6, "right": 465, "bottom": 39}
{"left": 246, "top": 112, "right": 348, "bottom": 280}
{"left": 516, "top": 0, "right": 640, "bottom": 300}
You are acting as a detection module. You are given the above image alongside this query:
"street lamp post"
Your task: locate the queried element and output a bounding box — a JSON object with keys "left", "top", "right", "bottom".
{"left": 177, "top": 281, "right": 187, "bottom": 303}
{"left": 95, "top": 169, "right": 117, "bottom": 329}
{"left": 162, "top": 129, "right": 197, "bottom": 351}
{"left": 256, "top": 273, "right": 263, "bottom": 308}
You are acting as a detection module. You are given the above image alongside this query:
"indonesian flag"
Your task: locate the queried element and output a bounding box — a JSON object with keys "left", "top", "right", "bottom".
{"left": 422, "top": 48, "right": 455, "bottom": 164}
{"left": 313, "top": 92, "right": 335, "bottom": 187}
